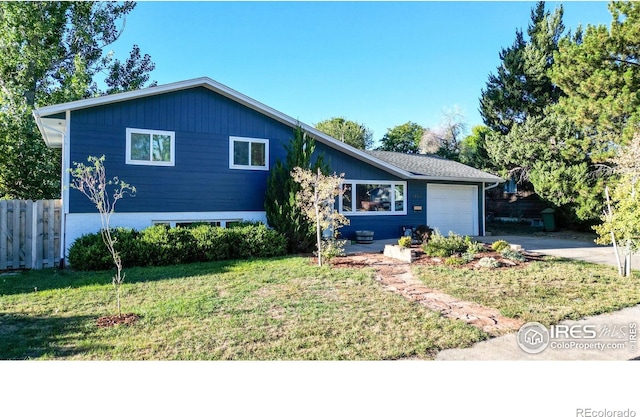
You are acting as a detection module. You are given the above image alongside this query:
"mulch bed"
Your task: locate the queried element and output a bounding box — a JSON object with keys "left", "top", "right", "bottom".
{"left": 410, "top": 247, "right": 544, "bottom": 269}
{"left": 96, "top": 313, "right": 140, "bottom": 328}
{"left": 328, "top": 244, "right": 545, "bottom": 270}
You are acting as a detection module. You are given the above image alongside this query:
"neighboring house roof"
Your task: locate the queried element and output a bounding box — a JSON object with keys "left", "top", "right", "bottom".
{"left": 366, "top": 151, "right": 503, "bottom": 183}
{"left": 32, "top": 76, "right": 502, "bottom": 184}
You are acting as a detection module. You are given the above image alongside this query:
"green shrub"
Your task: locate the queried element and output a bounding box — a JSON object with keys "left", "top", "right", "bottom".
{"left": 239, "top": 223, "right": 288, "bottom": 258}
{"left": 398, "top": 236, "right": 412, "bottom": 248}
{"left": 320, "top": 239, "right": 346, "bottom": 261}
{"left": 491, "top": 240, "right": 510, "bottom": 252}
{"left": 138, "top": 224, "right": 175, "bottom": 266}
{"left": 67, "top": 222, "right": 287, "bottom": 270}
{"left": 423, "top": 230, "right": 468, "bottom": 257}
{"left": 444, "top": 256, "right": 467, "bottom": 266}
{"left": 68, "top": 232, "right": 112, "bottom": 271}
{"left": 465, "top": 238, "right": 486, "bottom": 255}
{"left": 68, "top": 228, "right": 140, "bottom": 271}
{"left": 189, "top": 223, "right": 230, "bottom": 261}
{"left": 478, "top": 257, "right": 501, "bottom": 268}
{"left": 462, "top": 252, "right": 475, "bottom": 263}
{"left": 500, "top": 248, "right": 526, "bottom": 262}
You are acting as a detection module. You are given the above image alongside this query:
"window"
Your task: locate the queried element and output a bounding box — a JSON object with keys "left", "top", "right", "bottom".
{"left": 229, "top": 136, "right": 269, "bottom": 170}
{"left": 152, "top": 220, "right": 239, "bottom": 228}
{"left": 126, "top": 128, "right": 175, "bottom": 166}
{"left": 340, "top": 180, "right": 407, "bottom": 215}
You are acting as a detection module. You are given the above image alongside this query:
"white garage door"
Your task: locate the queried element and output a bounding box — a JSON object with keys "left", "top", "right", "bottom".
{"left": 427, "top": 184, "right": 479, "bottom": 236}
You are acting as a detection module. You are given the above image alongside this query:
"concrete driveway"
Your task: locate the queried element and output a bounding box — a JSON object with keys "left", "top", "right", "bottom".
{"left": 476, "top": 235, "right": 640, "bottom": 271}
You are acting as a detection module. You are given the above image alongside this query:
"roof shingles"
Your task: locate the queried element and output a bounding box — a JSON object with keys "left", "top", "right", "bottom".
{"left": 365, "top": 150, "right": 503, "bottom": 182}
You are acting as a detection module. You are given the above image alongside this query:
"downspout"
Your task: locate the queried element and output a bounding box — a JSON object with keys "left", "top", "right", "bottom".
{"left": 484, "top": 181, "right": 500, "bottom": 191}
{"left": 62, "top": 110, "right": 71, "bottom": 267}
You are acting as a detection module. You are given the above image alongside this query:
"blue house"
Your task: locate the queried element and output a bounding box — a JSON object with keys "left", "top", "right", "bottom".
{"left": 33, "top": 77, "right": 503, "bottom": 256}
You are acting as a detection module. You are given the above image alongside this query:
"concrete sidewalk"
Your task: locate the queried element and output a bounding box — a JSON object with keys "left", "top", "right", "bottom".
{"left": 437, "top": 304, "right": 640, "bottom": 360}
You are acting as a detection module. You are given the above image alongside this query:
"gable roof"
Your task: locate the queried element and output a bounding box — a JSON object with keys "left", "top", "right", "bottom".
{"left": 365, "top": 151, "right": 503, "bottom": 183}
{"left": 33, "top": 76, "right": 502, "bottom": 184}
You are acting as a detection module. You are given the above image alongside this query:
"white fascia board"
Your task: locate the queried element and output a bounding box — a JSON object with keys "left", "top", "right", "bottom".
{"left": 32, "top": 77, "right": 214, "bottom": 117}
{"left": 410, "top": 175, "right": 506, "bottom": 183}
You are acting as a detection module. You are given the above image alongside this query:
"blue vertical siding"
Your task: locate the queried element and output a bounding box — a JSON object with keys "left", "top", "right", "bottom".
{"left": 314, "top": 142, "right": 427, "bottom": 240}
{"left": 68, "top": 85, "right": 485, "bottom": 239}
{"left": 69, "top": 87, "right": 292, "bottom": 213}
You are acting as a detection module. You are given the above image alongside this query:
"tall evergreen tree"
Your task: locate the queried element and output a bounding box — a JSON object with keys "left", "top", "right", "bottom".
{"left": 265, "top": 126, "right": 328, "bottom": 253}
{"left": 479, "top": 2, "right": 608, "bottom": 225}
{"left": 479, "top": 1, "right": 564, "bottom": 135}
{"left": 551, "top": 1, "right": 640, "bottom": 156}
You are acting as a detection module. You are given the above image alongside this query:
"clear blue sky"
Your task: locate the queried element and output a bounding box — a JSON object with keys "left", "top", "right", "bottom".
{"left": 110, "top": 1, "right": 613, "bottom": 146}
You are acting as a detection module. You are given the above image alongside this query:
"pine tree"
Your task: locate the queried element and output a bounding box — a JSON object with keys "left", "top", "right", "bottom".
{"left": 479, "top": 1, "right": 564, "bottom": 135}
{"left": 265, "top": 126, "right": 328, "bottom": 253}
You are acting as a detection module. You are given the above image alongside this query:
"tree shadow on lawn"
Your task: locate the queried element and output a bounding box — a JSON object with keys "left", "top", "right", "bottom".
{"left": 0, "top": 313, "right": 104, "bottom": 360}
{"left": 0, "top": 258, "right": 251, "bottom": 296}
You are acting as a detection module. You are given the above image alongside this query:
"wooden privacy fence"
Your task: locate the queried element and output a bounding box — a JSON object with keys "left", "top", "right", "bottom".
{"left": 0, "top": 199, "right": 61, "bottom": 270}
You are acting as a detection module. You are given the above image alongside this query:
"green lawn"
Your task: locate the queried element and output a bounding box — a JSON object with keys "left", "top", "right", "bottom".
{"left": 0, "top": 256, "right": 486, "bottom": 360}
{"left": 414, "top": 257, "right": 640, "bottom": 326}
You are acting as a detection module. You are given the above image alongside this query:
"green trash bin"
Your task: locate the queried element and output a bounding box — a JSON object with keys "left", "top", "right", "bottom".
{"left": 541, "top": 208, "right": 556, "bottom": 232}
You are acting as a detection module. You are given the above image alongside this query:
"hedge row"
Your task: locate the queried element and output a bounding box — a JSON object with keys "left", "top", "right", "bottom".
{"left": 68, "top": 222, "right": 288, "bottom": 271}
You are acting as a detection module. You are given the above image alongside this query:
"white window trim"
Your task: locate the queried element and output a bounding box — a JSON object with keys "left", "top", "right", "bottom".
{"left": 229, "top": 136, "right": 269, "bottom": 171}
{"left": 339, "top": 179, "right": 407, "bottom": 216}
{"left": 126, "top": 128, "right": 175, "bottom": 166}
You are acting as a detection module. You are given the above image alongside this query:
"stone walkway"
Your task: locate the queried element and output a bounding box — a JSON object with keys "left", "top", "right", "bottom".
{"left": 342, "top": 253, "right": 523, "bottom": 336}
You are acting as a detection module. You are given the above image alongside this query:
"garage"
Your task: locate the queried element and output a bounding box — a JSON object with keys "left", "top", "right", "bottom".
{"left": 426, "top": 184, "right": 479, "bottom": 236}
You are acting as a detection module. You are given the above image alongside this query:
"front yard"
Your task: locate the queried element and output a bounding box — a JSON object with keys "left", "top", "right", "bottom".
{"left": 414, "top": 257, "right": 640, "bottom": 326}
{"left": 2, "top": 253, "right": 639, "bottom": 360}
{"left": 0, "top": 256, "right": 485, "bottom": 360}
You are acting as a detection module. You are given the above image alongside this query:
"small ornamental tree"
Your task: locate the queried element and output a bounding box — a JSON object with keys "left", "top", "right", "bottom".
{"left": 291, "top": 167, "right": 349, "bottom": 266}
{"left": 593, "top": 135, "right": 640, "bottom": 276}
{"left": 69, "top": 155, "right": 136, "bottom": 316}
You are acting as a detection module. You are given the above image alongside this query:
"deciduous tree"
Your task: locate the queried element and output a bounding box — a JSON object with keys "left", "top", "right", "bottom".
{"left": 0, "top": 2, "right": 155, "bottom": 199}
{"left": 315, "top": 117, "right": 373, "bottom": 150}
{"left": 458, "top": 125, "right": 492, "bottom": 170}
{"left": 593, "top": 135, "right": 640, "bottom": 276}
{"left": 291, "top": 167, "right": 349, "bottom": 266}
{"left": 419, "top": 107, "right": 467, "bottom": 159}
{"left": 378, "top": 121, "right": 424, "bottom": 154}
{"left": 69, "top": 155, "right": 136, "bottom": 316}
